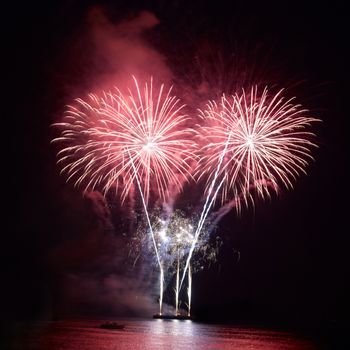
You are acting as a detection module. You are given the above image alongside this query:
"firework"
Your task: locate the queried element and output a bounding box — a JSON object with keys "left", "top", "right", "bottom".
{"left": 197, "top": 86, "right": 319, "bottom": 207}
{"left": 52, "top": 76, "right": 196, "bottom": 204}
{"left": 52, "top": 76, "right": 319, "bottom": 318}
{"left": 130, "top": 208, "right": 220, "bottom": 316}
{"left": 153, "top": 210, "right": 196, "bottom": 315}
{"left": 180, "top": 86, "right": 319, "bottom": 291}
{"left": 52, "top": 77, "right": 198, "bottom": 316}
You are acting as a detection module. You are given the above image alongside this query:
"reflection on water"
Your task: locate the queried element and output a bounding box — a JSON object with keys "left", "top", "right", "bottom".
{"left": 21, "top": 319, "right": 317, "bottom": 350}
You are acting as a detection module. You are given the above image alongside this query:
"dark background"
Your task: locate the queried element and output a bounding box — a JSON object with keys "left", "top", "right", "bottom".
{"left": 4, "top": 0, "right": 348, "bottom": 348}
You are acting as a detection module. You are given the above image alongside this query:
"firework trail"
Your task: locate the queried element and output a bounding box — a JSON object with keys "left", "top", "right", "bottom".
{"left": 159, "top": 262, "right": 164, "bottom": 315}
{"left": 175, "top": 256, "right": 180, "bottom": 315}
{"left": 187, "top": 264, "right": 192, "bottom": 317}
{"left": 180, "top": 86, "right": 319, "bottom": 290}
{"left": 52, "top": 76, "right": 196, "bottom": 204}
{"left": 179, "top": 133, "right": 231, "bottom": 289}
{"left": 206, "top": 179, "right": 275, "bottom": 233}
{"left": 126, "top": 147, "right": 163, "bottom": 262}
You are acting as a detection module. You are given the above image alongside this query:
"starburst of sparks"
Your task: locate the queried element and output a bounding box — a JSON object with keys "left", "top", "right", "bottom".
{"left": 197, "top": 86, "right": 320, "bottom": 207}
{"left": 52, "top": 76, "right": 197, "bottom": 204}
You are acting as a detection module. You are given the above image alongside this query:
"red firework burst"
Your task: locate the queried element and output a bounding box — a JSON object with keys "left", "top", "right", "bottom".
{"left": 52, "top": 77, "right": 197, "bottom": 203}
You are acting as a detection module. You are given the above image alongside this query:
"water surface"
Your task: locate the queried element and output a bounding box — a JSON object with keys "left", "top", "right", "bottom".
{"left": 20, "top": 319, "right": 318, "bottom": 350}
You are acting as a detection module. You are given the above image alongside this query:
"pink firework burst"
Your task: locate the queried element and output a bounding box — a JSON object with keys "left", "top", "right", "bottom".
{"left": 197, "top": 86, "right": 320, "bottom": 207}
{"left": 52, "top": 77, "right": 197, "bottom": 203}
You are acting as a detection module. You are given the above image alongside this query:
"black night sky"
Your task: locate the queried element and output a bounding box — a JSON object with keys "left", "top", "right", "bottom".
{"left": 3, "top": 0, "right": 348, "bottom": 348}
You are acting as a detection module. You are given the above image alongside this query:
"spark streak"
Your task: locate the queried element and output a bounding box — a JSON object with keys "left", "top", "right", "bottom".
{"left": 187, "top": 264, "right": 192, "bottom": 317}
{"left": 180, "top": 134, "right": 231, "bottom": 289}
{"left": 127, "top": 149, "right": 161, "bottom": 267}
{"left": 159, "top": 264, "right": 164, "bottom": 315}
{"left": 127, "top": 148, "right": 165, "bottom": 315}
{"left": 175, "top": 256, "right": 180, "bottom": 315}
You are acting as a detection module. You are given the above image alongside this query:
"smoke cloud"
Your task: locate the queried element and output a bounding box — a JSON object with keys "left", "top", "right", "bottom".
{"left": 62, "top": 6, "right": 173, "bottom": 96}
{"left": 48, "top": 189, "right": 159, "bottom": 318}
